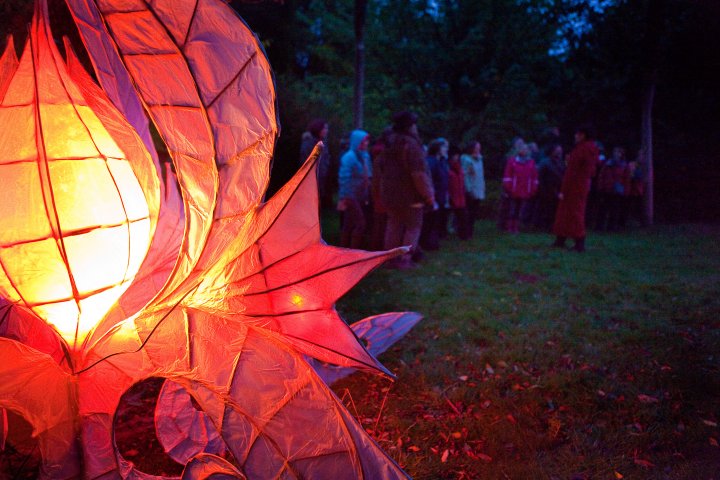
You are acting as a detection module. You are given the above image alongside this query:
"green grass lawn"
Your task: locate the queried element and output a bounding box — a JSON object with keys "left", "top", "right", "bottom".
{"left": 332, "top": 220, "right": 720, "bottom": 480}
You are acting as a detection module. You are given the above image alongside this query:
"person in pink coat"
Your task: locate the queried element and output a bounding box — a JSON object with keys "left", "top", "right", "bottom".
{"left": 552, "top": 126, "right": 600, "bottom": 252}
{"left": 502, "top": 142, "right": 539, "bottom": 233}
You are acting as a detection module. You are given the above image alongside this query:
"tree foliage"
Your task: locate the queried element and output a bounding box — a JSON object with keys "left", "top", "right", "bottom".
{"left": 2, "top": 0, "right": 716, "bottom": 219}
{"left": 242, "top": 0, "right": 717, "bottom": 219}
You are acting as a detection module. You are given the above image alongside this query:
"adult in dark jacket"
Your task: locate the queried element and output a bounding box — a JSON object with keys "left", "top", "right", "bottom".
{"left": 552, "top": 126, "right": 599, "bottom": 252}
{"left": 299, "top": 118, "right": 332, "bottom": 208}
{"left": 420, "top": 138, "right": 449, "bottom": 250}
{"left": 375, "top": 111, "right": 436, "bottom": 268}
{"left": 534, "top": 144, "right": 565, "bottom": 230}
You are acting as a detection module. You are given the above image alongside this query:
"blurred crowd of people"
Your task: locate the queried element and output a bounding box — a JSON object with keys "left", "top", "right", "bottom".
{"left": 299, "top": 113, "right": 645, "bottom": 266}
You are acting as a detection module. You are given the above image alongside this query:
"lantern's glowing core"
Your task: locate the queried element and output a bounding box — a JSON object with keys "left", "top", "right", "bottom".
{"left": 0, "top": 9, "right": 152, "bottom": 349}
{"left": 0, "top": 106, "right": 151, "bottom": 348}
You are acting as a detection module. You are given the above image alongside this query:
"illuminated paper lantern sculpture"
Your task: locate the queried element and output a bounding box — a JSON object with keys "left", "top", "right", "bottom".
{"left": 0, "top": 7, "right": 158, "bottom": 352}
{"left": 0, "top": 0, "right": 419, "bottom": 478}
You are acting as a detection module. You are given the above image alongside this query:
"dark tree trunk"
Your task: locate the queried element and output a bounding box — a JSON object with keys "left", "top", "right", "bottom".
{"left": 639, "top": 0, "right": 665, "bottom": 225}
{"left": 353, "top": 0, "right": 368, "bottom": 129}
{"left": 640, "top": 79, "right": 655, "bottom": 225}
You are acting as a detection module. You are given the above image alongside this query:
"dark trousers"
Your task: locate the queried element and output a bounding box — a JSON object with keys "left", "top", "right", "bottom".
{"left": 369, "top": 211, "right": 387, "bottom": 251}
{"left": 453, "top": 207, "right": 469, "bottom": 239}
{"left": 628, "top": 195, "right": 645, "bottom": 226}
{"left": 420, "top": 209, "right": 440, "bottom": 250}
{"left": 421, "top": 206, "right": 449, "bottom": 250}
{"left": 340, "top": 198, "right": 367, "bottom": 248}
{"left": 534, "top": 193, "right": 559, "bottom": 231}
{"left": 496, "top": 192, "right": 509, "bottom": 230}
{"left": 596, "top": 193, "right": 626, "bottom": 231}
{"left": 507, "top": 197, "right": 528, "bottom": 221}
{"left": 464, "top": 194, "right": 481, "bottom": 239}
{"left": 385, "top": 206, "right": 424, "bottom": 254}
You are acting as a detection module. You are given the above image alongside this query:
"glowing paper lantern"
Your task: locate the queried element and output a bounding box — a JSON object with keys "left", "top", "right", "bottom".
{"left": 0, "top": 0, "right": 419, "bottom": 478}
{"left": 0, "top": 2, "right": 157, "bottom": 350}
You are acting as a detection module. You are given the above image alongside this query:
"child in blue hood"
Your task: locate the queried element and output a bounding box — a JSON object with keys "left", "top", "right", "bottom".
{"left": 338, "top": 129, "right": 372, "bottom": 248}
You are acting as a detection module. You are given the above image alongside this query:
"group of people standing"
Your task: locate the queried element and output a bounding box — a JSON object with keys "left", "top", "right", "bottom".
{"left": 499, "top": 127, "right": 645, "bottom": 252}
{"left": 300, "top": 111, "right": 485, "bottom": 269}
{"left": 299, "top": 114, "right": 644, "bottom": 264}
{"left": 419, "top": 137, "right": 487, "bottom": 250}
{"left": 328, "top": 111, "right": 490, "bottom": 269}
{"left": 589, "top": 145, "right": 646, "bottom": 232}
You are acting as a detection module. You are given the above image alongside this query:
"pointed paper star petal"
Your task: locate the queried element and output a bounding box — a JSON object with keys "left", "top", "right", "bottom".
{"left": 312, "top": 312, "right": 423, "bottom": 385}
{"left": 175, "top": 147, "right": 405, "bottom": 374}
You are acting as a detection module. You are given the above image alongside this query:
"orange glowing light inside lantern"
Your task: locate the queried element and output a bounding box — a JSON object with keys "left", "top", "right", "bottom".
{"left": 0, "top": 8, "right": 152, "bottom": 349}
{"left": 0, "top": 106, "right": 152, "bottom": 348}
{"left": 291, "top": 294, "right": 305, "bottom": 308}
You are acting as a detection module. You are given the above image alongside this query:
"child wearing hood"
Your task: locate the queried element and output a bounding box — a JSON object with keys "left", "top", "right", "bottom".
{"left": 502, "top": 142, "right": 539, "bottom": 233}
{"left": 338, "top": 129, "right": 372, "bottom": 248}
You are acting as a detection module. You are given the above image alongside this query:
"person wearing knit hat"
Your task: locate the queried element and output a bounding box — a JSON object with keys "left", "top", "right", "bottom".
{"left": 374, "top": 111, "right": 437, "bottom": 269}
{"left": 391, "top": 111, "right": 418, "bottom": 133}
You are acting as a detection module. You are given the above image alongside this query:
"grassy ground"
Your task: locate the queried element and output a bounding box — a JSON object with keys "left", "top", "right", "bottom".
{"left": 332, "top": 220, "right": 720, "bottom": 480}
{"left": 4, "top": 219, "right": 717, "bottom": 479}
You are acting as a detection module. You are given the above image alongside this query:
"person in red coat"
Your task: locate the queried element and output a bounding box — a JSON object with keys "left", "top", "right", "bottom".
{"left": 552, "top": 126, "right": 600, "bottom": 252}
{"left": 502, "top": 142, "right": 539, "bottom": 233}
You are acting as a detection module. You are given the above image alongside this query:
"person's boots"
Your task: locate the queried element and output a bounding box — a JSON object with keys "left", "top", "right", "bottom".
{"left": 552, "top": 236, "right": 567, "bottom": 248}
{"left": 573, "top": 237, "right": 586, "bottom": 253}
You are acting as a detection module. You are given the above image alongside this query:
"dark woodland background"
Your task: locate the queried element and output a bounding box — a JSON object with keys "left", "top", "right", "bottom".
{"left": 2, "top": 0, "right": 718, "bottom": 221}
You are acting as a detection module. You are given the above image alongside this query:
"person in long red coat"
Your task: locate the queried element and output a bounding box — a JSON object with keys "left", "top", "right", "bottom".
{"left": 552, "top": 126, "right": 600, "bottom": 252}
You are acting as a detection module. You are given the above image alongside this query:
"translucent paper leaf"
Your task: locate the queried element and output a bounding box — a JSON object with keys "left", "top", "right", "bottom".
{"left": 156, "top": 313, "right": 423, "bottom": 463}
{"left": 0, "top": 300, "right": 66, "bottom": 366}
{"left": 57, "top": 0, "right": 161, "bottom": 177}
{"left": 0, "top": 36, "right": 18, "bottom": 101}
{"left": 181, "top": 454, "right": 245, "bottom": 479}
{"left": 75, "top": 308, "right": 408, "bottom": 479}
{"left": 0, "top": 338, "right": 79, "bottom": 479}
{"left": 64, "top": 0, "right": 279, "bottom": 308}
{"left": 63, "top": 39, "right": 173, "bottom": 338}
{"left": 156, "top": 381, "right": 225, "bottom": 464}
{"left": 312, "top": 312, "right": 423, "bottom": 385}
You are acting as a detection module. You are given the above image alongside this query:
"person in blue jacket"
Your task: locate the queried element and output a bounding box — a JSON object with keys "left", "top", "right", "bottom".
{"left": 337, "top": 129, "right": 372, "bottom": 248}
{"left": 420, "top": 138, "right": 450, "bottom": 250}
